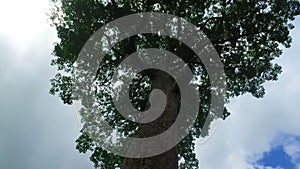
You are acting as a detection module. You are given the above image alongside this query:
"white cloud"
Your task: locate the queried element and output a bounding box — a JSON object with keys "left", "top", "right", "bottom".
{"left": 0, "top": 0, "right": 93, "bottom": 169}
{"left": 196, "top": 18, "right": 300, "bottom": 169}
{"left": 0, "top": 0, "right": 54, "bottom": 51}
{"left": 283, "top": 137, "right": 300, "bottom": 167}
{"left": 0, "top": 29, "right": 94, "bottom": 169}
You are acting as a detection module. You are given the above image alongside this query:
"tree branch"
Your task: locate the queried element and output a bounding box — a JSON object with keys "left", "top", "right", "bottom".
{"left": 200, "top": 16, "right": 223, "bottom": 30}
{"left": 145, "top": 0, "right": 151, "bottom": 12}
{"left": 211, "top": 30, "right": 262, "bottom": 45}
{"left": 111, "top": 0, "right": 118, "bottom": 9}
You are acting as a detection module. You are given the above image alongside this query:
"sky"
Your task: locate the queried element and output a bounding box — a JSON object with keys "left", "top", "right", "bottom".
{"left": 0, "top": 0, "right": 299, "bottom": 169}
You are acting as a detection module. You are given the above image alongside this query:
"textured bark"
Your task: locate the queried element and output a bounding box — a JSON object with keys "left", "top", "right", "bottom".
{"left": 122, "top": 69, "right": 180, "bottom": 169}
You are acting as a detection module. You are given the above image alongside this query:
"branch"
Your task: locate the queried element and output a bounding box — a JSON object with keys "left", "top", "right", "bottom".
{"left": 130, "top": 0, "right": 136, "bottom": 10}
{"left": 111, "top": 0, "right": 118, "bottom": 9}
{"left": 177, "top": 0, "right": 186, "bottom": 18}
{"left": 145, "top": 0, "right": 151, "bottom": 12}
{"left": 93, "top": 33, "right": 117, "bottom": 83}
{"left": 211, "top": 30, "right": 262, "bottom": 45}
{"left": 200, "top": 16, "right": 223, "bottom": 30}
{"left": 93, "top": 34, "right": 148, "bottom": 83}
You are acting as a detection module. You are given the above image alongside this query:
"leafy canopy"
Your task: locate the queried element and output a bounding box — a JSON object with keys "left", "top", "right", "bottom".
{"left": 49, "top": 0, "right": 300, "bottom": 168}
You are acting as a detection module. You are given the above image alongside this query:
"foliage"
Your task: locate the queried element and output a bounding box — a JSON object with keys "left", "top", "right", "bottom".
{"left": 49, "top": 0, "right": 300, "bottom": 168}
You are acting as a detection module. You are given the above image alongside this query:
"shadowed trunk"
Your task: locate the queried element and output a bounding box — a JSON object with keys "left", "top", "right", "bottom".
{"left": 122, "top": 69, "right": 180, "bottom": 169}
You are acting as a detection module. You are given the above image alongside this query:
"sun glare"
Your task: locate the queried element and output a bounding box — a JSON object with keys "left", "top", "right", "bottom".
{"left": 0, "top": 0, "right": 52, "bottom": 44}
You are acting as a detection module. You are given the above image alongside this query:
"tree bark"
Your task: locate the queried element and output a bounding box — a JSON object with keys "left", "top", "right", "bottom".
{"left": 122, "top": 69, "right": 180, "bottom": 169}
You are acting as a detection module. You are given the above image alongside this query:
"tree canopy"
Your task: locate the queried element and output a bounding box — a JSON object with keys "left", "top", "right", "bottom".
{"left": 49, "top": 0, "right": 300, "bottom": 168}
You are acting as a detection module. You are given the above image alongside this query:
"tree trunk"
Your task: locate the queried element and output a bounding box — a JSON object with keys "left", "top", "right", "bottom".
{"left": 122, "top": 69, "right": 180, "bottom": 169}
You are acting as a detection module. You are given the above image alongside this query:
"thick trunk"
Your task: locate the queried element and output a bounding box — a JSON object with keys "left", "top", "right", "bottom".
{"left": 122, "top": 147, "right": 178, "bottom": 169}
{"left": 122, "top": 69, "right": 180, "bottom": 169}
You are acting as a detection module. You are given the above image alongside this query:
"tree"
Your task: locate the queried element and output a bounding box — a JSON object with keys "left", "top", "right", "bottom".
{"left": 49, "top": 0, "right": 300, "bottom": 168}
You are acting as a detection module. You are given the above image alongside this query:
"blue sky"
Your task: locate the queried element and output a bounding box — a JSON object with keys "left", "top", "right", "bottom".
{"left": 254, "top": 134, "right": 300, "bottom": 169}
{"left": 0, "top": 0, "right": 300, "bottom": 169}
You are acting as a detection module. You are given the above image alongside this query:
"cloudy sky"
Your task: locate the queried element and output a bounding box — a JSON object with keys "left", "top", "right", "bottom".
{"left": 197, "top": 16, "right": 300, "bottom": 169}
{"left": 0, "top": 0, "right": 299, "bottom": 169}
